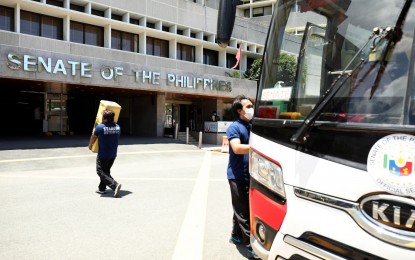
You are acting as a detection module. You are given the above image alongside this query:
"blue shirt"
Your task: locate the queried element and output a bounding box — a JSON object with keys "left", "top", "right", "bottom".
{"left": 226, "top": 119, "right": 251, "bottom": 180}
{"left": 94, "top": 122, "right": 121, "bottom": 159}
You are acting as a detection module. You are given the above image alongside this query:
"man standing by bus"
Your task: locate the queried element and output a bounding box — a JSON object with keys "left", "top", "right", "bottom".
{"left": 226, "top": 95, "right": 256, "bottom": 257}
{"left": 88, "top": 109, "right": 122, "bottom": 198}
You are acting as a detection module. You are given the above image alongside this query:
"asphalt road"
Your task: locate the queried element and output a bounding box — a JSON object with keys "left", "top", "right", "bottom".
{"left": 0, "top": 137, "right": 253, "bottom": 260}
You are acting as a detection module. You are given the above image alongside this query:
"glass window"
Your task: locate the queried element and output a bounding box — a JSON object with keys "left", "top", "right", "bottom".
{"left": 130, "top": 18, "right": 139, "bottom": 25}
{"left": 41, "top": 15, "right": 63, "bottom": 39}
{"left": 226, "top": 53, "right": 237, "bottom": 69}
{"left": 257, "top": 0, "right": 415, "bottom": 127}
{"left": 84, "top": 24, "right": 103, "bottom": 46}
{"left": 122, "top": 33, "right": 134, "bottom": 52}
{"left": 70, "top": 21, "right": 103, "bottom": 47}
{"left": 46, "top": 0, "right": 63, "bottom": 8}
{"left": 70, "top": 4, "right": 84, "bottom": 12}
{"left": 70, "top": 21, "right": 83, "bottom": 44}
{"left": 0, "top": 6, "right": 14, "bottom": 32}
{"left": 147, "top": 37, "right": 169, "bottom": 58}
{"left": 112, "top": 14, "right": 122, "bottom": 21}
{"left": 203, "top": 49, "right": 218, "bottom": 66}
{"left": 111, "top": 30, "right": 122, "bottom": 50}
{"left": 91, "top": 9, "right": 104, "bottom": 17}
{"left": 21, "top": 11, "right": 40, "bottom": 36}
{"left": 177, "top": 43, "right": 194, "bottom": 62}
{"left": 112, "top": 29, "right": 135, "bottom": 52}
{"left": 264, "top": 6, "right": 272, "bottom": 16}
{"left": 21, "top": 11, "right": 63, "bottom": 40}
{"left": 252, "top": 7, "right": 264, "bottom": 17}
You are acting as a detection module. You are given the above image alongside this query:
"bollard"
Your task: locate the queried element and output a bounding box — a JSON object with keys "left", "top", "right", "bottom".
{"left": 186, "top": 127, "right": 189, "bottom": 144}
{"left": 198, "top": 131, "right": 202, "bottom": 148}
{"left": 174, "top": 123, "right": 179, "bottom": 139}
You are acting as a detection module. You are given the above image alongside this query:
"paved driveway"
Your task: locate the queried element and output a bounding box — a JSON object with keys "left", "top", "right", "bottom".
{"left": 0, "top": 137, "right": 252, "bottom": 260}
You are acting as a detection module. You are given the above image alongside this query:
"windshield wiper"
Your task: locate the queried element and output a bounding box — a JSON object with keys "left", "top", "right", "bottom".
{"left": 291, "top": 0, "right": 413, "bottom": 144}
{"left": 370, "top": 0, "right": 411, "bottom": 98}
{"left": 290, "top": 27, "right": 391, "bottom": 144}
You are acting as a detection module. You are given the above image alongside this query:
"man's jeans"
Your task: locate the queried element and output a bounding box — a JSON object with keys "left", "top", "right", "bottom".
{"left": 96, "top": 157, "right": 118, "bottom": 191}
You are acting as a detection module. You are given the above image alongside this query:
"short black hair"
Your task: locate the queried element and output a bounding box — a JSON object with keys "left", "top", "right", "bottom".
{"left": 232, "top": 95, "right": 251, "bottom": 119}
{"left": 103, "top": 110, "right": 115, "bottom": 122}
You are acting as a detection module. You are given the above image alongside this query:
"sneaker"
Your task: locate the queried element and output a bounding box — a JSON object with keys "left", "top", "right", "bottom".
{"left": 96, "top": 190, "right": 106, "bottom": 194}
{"left": 229, "top": 236, "right": 242, "bottom": 245}
{"left": 114, "top": 183, "right": 122, "bottom": 198}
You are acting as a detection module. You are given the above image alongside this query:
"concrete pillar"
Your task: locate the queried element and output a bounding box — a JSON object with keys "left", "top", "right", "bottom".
{"left": 85, "top": 3, "right": 91, "bottom": 15}
{"left": 218, "top": 48, "right": 226, "bottom": 67}
{"left": 139, "top": 32, "right": 146, "bottom": 54}
{"left": 156, "top": 93, "right": 166, "bottom": 137}
{"left": 104, "top": 24, "right": 111, "bottom": 48}
{"left": 122, "top": 13, "right": 130, "bottom": 23}
{"left": 63, "top": 15, "right": 70, "bottom": 42}
{"left": 169, "top": 38, "right": 177, "bottom": 59}
{"left": 240, "top": 42, "right": 248, "bottom": 72}
{"left": 195, "top": 45, "right": 203, "bottom": 64}
{"left": 14, "top": 3, "right": 20, "bottom": 33}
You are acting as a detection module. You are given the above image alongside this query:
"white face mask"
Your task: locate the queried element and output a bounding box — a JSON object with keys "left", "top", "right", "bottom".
{"left": 244, "top": 108, "right": 254, "bottom": 120}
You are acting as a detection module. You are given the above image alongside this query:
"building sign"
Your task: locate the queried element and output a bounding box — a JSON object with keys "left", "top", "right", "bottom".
{"left": 6, "top": 53, "right": 232, "bottom": 92}
{"left": 204, "top": 121, "right": 232, "bottom": 133}
{"left": 261, "top": 87, "right": 292, "bottom": 101}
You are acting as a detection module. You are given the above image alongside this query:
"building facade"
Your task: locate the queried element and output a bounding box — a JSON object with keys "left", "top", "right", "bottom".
{"left": 0, "top": 0, "right": 267, "bottom": 142}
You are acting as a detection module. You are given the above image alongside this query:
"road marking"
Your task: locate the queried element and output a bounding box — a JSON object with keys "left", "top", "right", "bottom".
{"left": 0, "top": 174, "right": 227, "bottom": 183}
{"left": 0, "top": 149, "right": 204, "bottom": 163}
{"left": 172, "top": 151, "right": 211, "bottom": 260}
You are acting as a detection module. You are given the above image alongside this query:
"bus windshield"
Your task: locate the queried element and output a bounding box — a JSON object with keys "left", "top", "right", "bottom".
{"left": 257, "top": 0, "right": 415, "bottom": 127}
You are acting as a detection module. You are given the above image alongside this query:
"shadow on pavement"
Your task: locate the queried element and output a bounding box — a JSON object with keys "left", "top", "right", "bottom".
{"left": 0, "top": 135, "right": 184, "bottom": 150}
{"left": 97, "top": 190, "right": 133, "bottom": 198}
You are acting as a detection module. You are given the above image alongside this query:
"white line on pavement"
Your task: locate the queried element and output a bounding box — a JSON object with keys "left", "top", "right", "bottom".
{"left": 0, "top": 174, "right": 227, "bottom": 183}
{"left": 172, "top": 151, "right": 211, "bottom": 260}
{"left": 0, "top": 150, "right": 204, "bottom": 163}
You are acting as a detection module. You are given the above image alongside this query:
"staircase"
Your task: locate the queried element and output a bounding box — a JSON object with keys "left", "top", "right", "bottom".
{"left": 177, "top": 132, "right": 199, "bottom": 146}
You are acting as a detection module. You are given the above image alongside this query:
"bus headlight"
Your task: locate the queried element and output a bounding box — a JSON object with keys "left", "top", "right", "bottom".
{"left": 250, "top": 149, "right": 285, "bottom": 198}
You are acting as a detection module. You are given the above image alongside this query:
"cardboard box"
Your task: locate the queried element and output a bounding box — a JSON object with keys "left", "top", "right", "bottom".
{"left": 91, "top": 100, "right": 122, "bottom": 153}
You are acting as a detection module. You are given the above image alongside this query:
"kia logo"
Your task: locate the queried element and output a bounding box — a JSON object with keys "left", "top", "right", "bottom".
{"left": 360, "top": 195, "right": 415, "bottom": 234}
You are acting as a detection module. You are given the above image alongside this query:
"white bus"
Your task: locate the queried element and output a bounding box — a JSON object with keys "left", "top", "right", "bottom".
{"left": 218, "top": 0, "right": 415, "bottom": 259}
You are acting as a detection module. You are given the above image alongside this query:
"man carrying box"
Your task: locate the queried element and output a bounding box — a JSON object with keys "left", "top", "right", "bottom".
{"left": 88, "top": 109, "right": 122, "bottom": 198}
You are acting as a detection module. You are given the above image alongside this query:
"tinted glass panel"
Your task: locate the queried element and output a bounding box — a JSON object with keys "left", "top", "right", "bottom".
{"left": 70, "top": 21, "right": 83, "bottom": 44}
{"left": 46, "top": 0, "right": 63, "bottom": 7}
{"left": 226, "top": 53, "right": 237, "bottom": 68}
{"left": 84, "top": 24, "right": 103, "bottom": 46}
{"left": 70, "top": 4, "right": 84, "bottom": 12}
{"left": 122, "top": 33, "right": 134, "bottom": 52}
{"left": 41, "top": 16, "right": 62, "bottom": 39}
{"left": 111, "top": 30, "right": 122, "bottom": 50}
{"left": 147, "top": 37, "right": 169, "bottom": 57}
{"left": 21, "top": 11, "right": 40, "bottom": 36}
{"left": 258, "top": 0, "right": 415, "bottom": 127}
{"left": 112, "top": 14, "right": 122, "bottom": 21}
{"left": 177, "top": 43, "right": 194, "bottom": 62}
{"left": 91, "top": 9, "right": 104, "bottom": 17}
{"left": 0, "top": 6, "right": 14, "bottom": 31}
{"left": 203, "top": 49, "right": 218, "bottom": 66}
{"left": 112, "top": 30, "right": 135, "bottom": 52}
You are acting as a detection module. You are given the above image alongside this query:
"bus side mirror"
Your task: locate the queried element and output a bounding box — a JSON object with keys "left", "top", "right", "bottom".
{"left": 216, "top": 0, "right": 240, "bottom": 47}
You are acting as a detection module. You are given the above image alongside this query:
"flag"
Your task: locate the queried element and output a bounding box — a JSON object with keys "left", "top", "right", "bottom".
{"left": 232, "top": 46, "right": 242, "bottom": 69}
